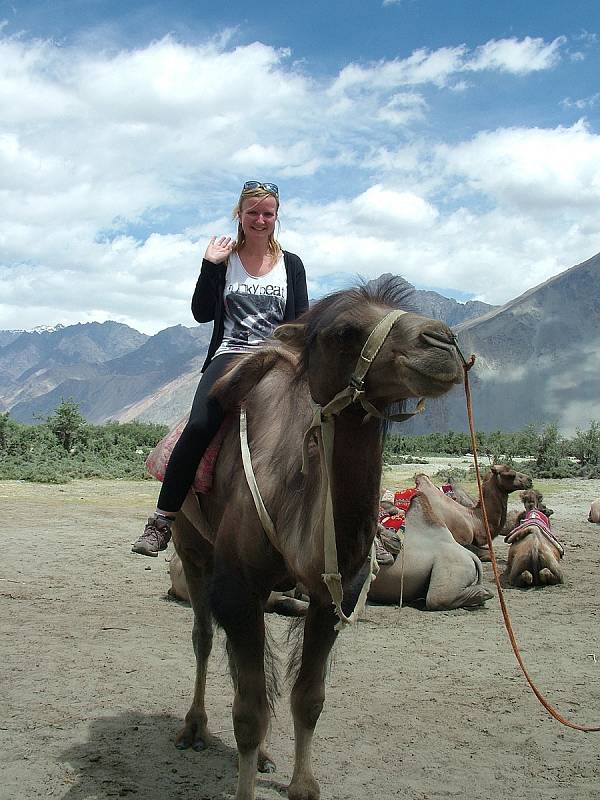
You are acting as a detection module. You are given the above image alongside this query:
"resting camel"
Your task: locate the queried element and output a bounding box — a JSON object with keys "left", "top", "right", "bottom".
{"left": 504, "top": 509, "right": 564, "bottom": 588}
{"left": 502, "top": 488, "right": 554, "bottom": 536}
{"left": 588, "top": 500, "right": 600, "bottom": 523}
{"left": 168, "top": 552, "right": 308, "bottom": 616}
{"left": 168, "top": 277, "right": 463, "bottom": 800}
{"left": 414, "top": 466, "right": 532, "bottom": 552}
{"left": 170, "top": 496, "right": 492, "bottom": 613}
{"left": 368, "top": 493, "right": 493, "bottom": 609}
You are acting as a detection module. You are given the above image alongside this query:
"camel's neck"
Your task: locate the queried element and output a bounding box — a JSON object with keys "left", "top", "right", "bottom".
{"left": 330, "top": 412, "right": 383, "bottom": 571}
{"left": 475, "top": 478, "right": 507, "bottom": 537}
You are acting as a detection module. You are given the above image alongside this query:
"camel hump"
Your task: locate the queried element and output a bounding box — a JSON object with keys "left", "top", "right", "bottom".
{"left": 407, "top": 492, "right": 448, "bottom": 530}
{"left": 211, "top": 346, "right": 298, "bottom": 411}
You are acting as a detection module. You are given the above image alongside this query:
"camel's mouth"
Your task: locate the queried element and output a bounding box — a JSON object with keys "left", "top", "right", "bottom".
{"left": 408, "top": 361, "right": 463, "bottom": 389}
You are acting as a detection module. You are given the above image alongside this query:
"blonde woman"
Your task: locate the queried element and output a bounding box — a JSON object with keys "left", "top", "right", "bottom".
{"left": 132, "top": 181, "right": 308, "bottom": 555}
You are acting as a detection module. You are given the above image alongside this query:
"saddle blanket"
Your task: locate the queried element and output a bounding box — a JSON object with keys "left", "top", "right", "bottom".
{"left": 504, "top": 509, "right": 565, "bottom": 556}
{"left": 145, "top": 414, "right": 231, "bottom": 494}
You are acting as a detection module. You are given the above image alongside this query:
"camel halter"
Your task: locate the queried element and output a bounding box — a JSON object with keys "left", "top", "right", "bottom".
{"left": 458, "top": 343, "right": 600, "bottom": 733}
{"left": 240, "top": 309, "right": 426, "bottom": 631}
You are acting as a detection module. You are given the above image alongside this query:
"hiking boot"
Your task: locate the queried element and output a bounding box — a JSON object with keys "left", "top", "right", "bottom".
{"left": 132, "top": 515, "right": 173, "bottom": 557}
{"left": 374, "top": 534, "right": 394, "bottom": 566}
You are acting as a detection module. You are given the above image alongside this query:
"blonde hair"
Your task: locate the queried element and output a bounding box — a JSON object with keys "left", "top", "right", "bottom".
{"left": 232, "top": 187, "right": 282, "bottom": 260}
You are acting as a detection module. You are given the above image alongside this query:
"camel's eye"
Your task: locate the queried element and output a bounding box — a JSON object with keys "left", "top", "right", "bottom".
{"left": 323, "top": 322, "right": 362, "bottom": 349}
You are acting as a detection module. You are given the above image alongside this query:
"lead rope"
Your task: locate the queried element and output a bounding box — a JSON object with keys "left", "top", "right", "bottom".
{"left": 460, "top": 348, "right": 600, "bottom": 732}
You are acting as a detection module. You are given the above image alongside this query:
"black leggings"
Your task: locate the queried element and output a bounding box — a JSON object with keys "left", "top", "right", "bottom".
{"left": 157, "top": 353, "right": 238, "bottom": 513}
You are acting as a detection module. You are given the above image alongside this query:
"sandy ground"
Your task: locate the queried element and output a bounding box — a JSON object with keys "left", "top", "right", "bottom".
{"left": 2, "top": 469, "right": 600, "bottom": 800}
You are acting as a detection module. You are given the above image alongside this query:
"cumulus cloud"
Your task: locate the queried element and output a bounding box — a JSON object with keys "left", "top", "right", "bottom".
{"left": 437, "top": 120, "right": 600, "bottom": 209}
{"left": 1, "top": 29, "right": 599, "bottom": 333}
{"left": 465, "top": 36, "right": 565, "bottom": 74}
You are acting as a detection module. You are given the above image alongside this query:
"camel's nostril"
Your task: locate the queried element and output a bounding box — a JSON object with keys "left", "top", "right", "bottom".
{"left": 420, "top": 331, "right": 456, "bottom": 353}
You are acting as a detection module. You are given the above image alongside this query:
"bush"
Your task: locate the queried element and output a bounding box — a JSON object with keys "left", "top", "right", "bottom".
{"left": 0, "top": 402, "right": 167, "bottom": 483}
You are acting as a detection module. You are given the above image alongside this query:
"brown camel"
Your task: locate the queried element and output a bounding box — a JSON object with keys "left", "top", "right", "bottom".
{"left": 588, "top": 500, "right": 600, "bottom": 523}
{"left": 368, "top": 493, "right": 493, "bottom": 610}
{"left": 504, "top": 508, "right": 564, "bottom": 588}
{"left": 169, "top": 277, "right": 463, "bottom": 800}
{"left": 503, "top": 488, "right": 554, "bottom": 535}
{"left": 414, "top": 465, "right": 532, "bottom": 552}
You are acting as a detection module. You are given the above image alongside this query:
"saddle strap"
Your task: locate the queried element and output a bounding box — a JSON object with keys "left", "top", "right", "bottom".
{"left": 239, "top": 405, "right": 278, "bottom": 547}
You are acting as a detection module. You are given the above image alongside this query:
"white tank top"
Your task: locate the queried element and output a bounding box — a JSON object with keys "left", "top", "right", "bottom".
{"left": 213, "top": 251, "right": 288, "bottom": 358}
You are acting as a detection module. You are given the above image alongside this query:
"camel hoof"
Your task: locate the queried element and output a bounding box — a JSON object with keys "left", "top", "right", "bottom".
{"left": 519, "top": 570, "right": 533, "bottom": 587}
{"left": 288, "top": 775, "right": 320, "bottom": 800}
{"left": 174, "top": 720, "right": 211, "bottom": 751}
{"left": 539, "top": 568, "right": 561, "bottom": 586}
{"left": 257, "top": 747, "right": 276, "bottom": 773}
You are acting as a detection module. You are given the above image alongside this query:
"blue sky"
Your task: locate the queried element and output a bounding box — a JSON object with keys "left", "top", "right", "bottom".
{"left": 1, "top": 0, "right": 600, "bottom": 333}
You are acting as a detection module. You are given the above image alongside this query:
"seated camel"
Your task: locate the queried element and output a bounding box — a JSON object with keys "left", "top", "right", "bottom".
{"left": 168, "top": 551, "right": 309, "bottom": 616}
{"left": 368, "top": 493, "right": 493, "bottom": 610}
{"left": 171, "top": 493, "right": 493, "bottom": 614}
{"left": 503, "top": 488, "right": 554, "bottom": 534}
{"left": 588, "top": 500, "right": 600, "bottom": 523}
{"left": 414, "top": 465, "right": 532, "bottom": 554}
{"left": 442, "top": 479, "right": 477, "bottom": 509}
{"left": 503, "top": 509, "right": 564, "bottom": 588}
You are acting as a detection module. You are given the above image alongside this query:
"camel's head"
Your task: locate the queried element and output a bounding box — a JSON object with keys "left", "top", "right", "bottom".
{"left": 489, "top": 464, "right": 532, "bottom": 494}
{"left": 276, "top": 277, "right": 463, "bottom": 408}
{"left": 520, "top": 488, "right": 554, "bottom": 517}
{"left": 520, "top": 489, "right": 543, "bottom": 512}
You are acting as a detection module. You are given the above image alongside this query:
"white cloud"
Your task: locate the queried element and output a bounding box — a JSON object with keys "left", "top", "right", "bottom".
{"left": 465, "top": 36, "right": 565, "bottom": 74}
{"left": 1, "top": 30, "right": 599, "bottom": 334}
{"left": 437, "top": 120, "right": 600, "bottom": 209}
{"left": 328, "top": 35, "right": 564, "bottom": 98}
{"left": 561, "top": 93, "right": 600, "bottom": 110}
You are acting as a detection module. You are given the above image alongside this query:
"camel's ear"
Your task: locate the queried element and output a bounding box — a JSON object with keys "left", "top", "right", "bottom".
{"left": 274, "top": 323, "right": 306, "bottom": 349}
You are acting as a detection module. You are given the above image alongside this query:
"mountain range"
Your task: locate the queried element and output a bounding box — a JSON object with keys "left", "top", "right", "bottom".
{"left": 1, "top": 255, "right": 599, "bottom": 433}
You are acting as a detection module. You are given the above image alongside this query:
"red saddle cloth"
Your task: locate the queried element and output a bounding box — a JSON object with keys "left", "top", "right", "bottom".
{"left": 504, "top": 509, "right": 565, "bottom": 556}
{"left": 393, "top": 487, "right": 419, "bottom": 511}
{"left": 145, "top": 415, "right": 231, "bottom": 494}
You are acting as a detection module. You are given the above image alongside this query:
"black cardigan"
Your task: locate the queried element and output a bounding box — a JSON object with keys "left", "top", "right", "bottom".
{"left": 191, "top": 250, "right": 309, "bottom": 371}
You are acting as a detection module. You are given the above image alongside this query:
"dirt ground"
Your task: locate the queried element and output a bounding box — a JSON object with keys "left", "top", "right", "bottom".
{"left": 2, "top": 470, "right": 600, "bottom": 800}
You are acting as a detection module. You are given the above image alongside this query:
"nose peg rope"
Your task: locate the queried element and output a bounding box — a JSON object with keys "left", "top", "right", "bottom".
{"left": 461, "top": 351, "right": 599, "bottom": 732}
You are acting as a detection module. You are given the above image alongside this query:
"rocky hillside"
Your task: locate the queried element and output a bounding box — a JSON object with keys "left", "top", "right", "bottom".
{"left": 2, "top": 323, "right": 212, "bottom": 424}
{"left": 403, "top": 251, "right": 600, "bottom": 435}
{"left": 0, "top": 289, "right": 491, "bottom": 426}
{"left": 4, "top": 253, "right": 600, "bottom": 435}
{"left": 412, "top": 291, "right": 494, "bottom": 327}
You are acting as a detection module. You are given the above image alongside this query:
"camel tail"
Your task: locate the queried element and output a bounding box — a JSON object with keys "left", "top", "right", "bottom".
{"left": 285, "top": 616, "right": 307, "bottom": 688}
{"left": 264, "top": 619, "right": 281, "bottom": 713}
{"left": 227, "top": 619, "right": 281, "bottom": 713}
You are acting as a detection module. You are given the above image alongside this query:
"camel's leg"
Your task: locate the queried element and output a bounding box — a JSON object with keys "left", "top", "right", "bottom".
{"left": 425, "top": 557, "right": 492, "bottom": 610}
{"left": 288, "top": 604, "right": 338, "bottom": 800}
{"left": 211, "top": 567, "right": 271, "bottom": 800}
{"left": 226, "top": 640, "right": 276, "bottom": 775}
{"left": 171, "top": 519, "right": 214, "bottom": 751}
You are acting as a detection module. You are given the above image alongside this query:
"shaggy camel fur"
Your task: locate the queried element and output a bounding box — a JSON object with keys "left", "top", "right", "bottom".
{"left": 414, "top": 466, "right": 532, "bottom": 551}
{"left": 169, "top": 278, "right": 463, "bottom": 800}
{"left": 368, "top": 493, "right": 493, "bottom": 610}
{"left": 588, "top": 500, "right": 600, "bottom": 523}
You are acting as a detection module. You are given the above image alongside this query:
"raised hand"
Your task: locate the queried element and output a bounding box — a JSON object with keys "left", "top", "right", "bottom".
{"left": 204, "top": 236, "right": 235, "bottom": 265}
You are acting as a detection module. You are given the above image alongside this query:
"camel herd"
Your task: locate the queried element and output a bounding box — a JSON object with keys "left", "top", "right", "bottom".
{"left": 167, "top": 464, "right": 599, "bottom": 612}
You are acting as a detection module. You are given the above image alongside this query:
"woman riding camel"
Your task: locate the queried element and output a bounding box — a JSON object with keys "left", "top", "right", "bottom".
{"left": 132, "top": 181, "right": 309, "bottom": 556}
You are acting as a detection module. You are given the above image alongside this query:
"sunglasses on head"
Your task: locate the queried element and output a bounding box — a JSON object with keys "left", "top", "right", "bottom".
{"left": 242, "top": 180, "right": 279, "bottom": 196}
